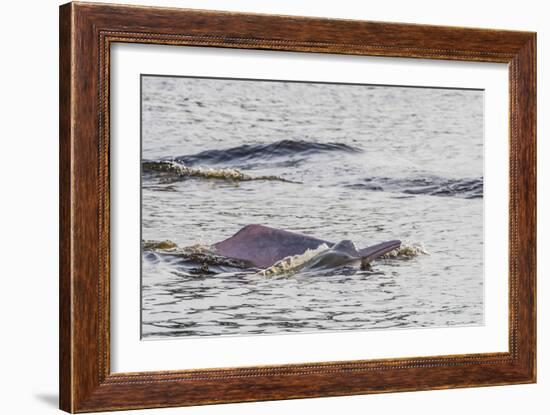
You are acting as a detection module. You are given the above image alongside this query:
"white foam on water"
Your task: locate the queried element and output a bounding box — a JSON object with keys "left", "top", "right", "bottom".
{"left": 258, "top": 243, "right": 331, "bottom": 278}
{"left": 381, "top": 240, "right": 429, "bottom": 259}
{"left": 144, "top": 160, "right": 292, "bottom": 182}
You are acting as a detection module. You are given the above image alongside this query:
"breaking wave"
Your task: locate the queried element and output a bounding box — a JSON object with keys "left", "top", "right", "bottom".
{"left": 345, "top": 176, "right": 483, "bottom": 199}
{"left": 142, "top": 160, "right": 296, "bottom": 183}
{"left": 170, "top": 139, "right": 362, "bottom": 166}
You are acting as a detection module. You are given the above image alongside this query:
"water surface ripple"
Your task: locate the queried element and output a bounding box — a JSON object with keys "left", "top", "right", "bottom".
{"left": 141, "top": 77, "right": 484, "bottom": 339}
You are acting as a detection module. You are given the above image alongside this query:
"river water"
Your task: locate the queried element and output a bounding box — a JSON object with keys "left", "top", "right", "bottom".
{"left": 141, "top": 75, "right": 484, "bottom": 339}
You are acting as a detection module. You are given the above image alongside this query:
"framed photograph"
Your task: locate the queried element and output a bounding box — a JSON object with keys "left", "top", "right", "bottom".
{"left": 59, "top": 2, "right": 536, "bottom": 412}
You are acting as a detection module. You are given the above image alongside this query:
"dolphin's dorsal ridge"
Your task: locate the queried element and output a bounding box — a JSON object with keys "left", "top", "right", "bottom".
{"left": 212, "top": 225, "right": 401, "bottom": 270}
{"left": 213, "top": 225, "right": 331, "bottom": 268}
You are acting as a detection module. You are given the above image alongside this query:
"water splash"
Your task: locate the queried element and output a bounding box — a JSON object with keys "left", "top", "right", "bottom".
{"left": 381, "top": 240, "right": 429, "bottom": 259}
{"left": 142, "top": 160, "right": 296, "bottom": 183}
{"left": 143, "top": 240, "right": 254, "bottom": 271}
{"left": 258, "top": 244, "right": 331, "bottom": 278}
{"left": 142, "top": 240, "right": 178, "bottom": 250}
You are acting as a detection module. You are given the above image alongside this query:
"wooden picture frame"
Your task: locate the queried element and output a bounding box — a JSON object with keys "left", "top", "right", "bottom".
{"left": 59, "top": 2, "right": 536, "bottom": 412}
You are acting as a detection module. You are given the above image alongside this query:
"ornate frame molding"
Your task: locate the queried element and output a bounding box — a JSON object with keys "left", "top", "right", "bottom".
{"left": 60, "top": 2, "right": 536, "bottom": 412}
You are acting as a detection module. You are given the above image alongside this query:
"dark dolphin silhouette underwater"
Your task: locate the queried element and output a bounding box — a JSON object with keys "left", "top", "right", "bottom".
{"left": 212, "top": 224, "right": 401, "bottom": 270}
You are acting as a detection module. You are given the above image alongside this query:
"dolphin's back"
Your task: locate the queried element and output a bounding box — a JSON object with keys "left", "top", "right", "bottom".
{"left": 213, "top": 224, "right": 332, "bottom": 268}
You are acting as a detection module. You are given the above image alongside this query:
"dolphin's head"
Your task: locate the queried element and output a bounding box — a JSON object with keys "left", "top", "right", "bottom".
{"left": 298, "top": 240, "right": 360, "bottom": 271}
{"left": 358, "top": 240, "right": 401, "bottom": 265}
{"left": 289, "top": 239, "right": 402, "bottom": 272}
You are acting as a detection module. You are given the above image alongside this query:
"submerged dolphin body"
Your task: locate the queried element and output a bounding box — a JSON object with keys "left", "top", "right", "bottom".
{"left": 212, "top": 224, "right": 400, "bottom": 269}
